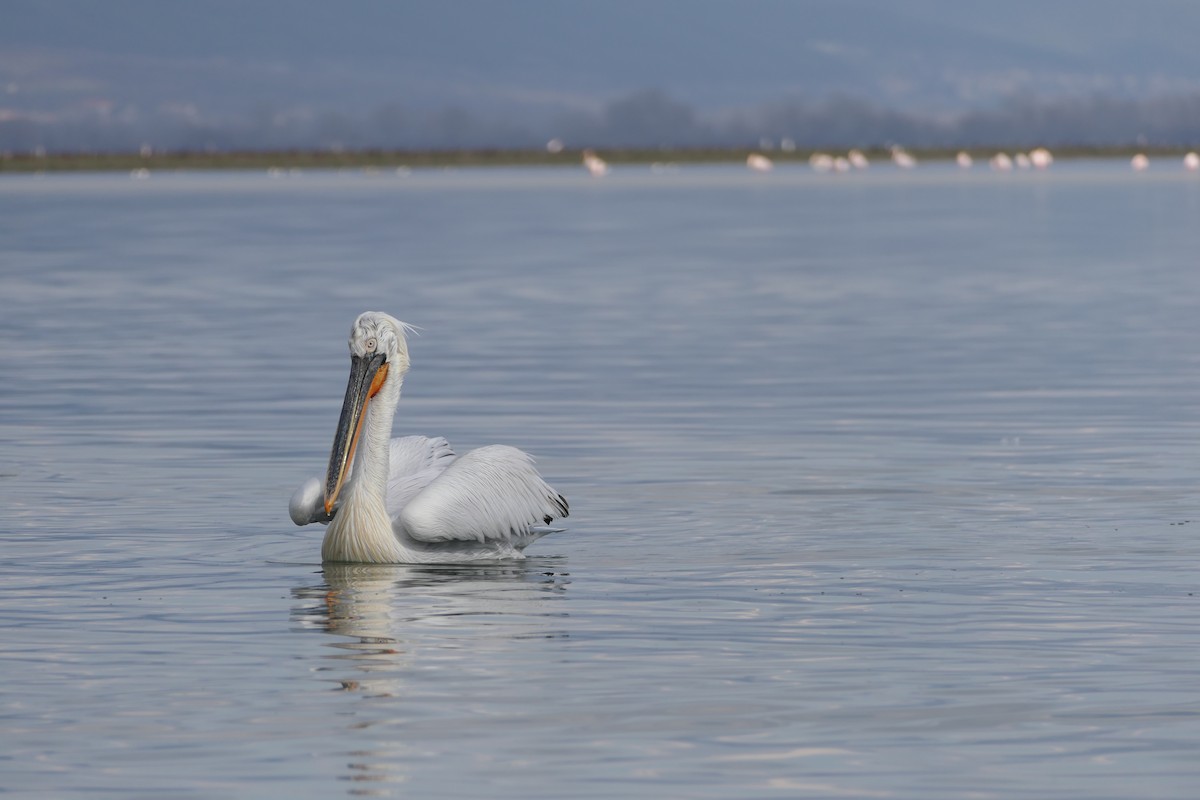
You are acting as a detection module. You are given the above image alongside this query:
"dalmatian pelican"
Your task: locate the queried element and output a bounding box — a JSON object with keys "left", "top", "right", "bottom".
{"left": 289, "top": 312, "right": 568, "bottom": 563}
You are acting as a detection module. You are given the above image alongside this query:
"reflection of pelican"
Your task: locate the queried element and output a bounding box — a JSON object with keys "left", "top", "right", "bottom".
{"left": 291, "top": 559, "right": 569, "bottom": 790}
{"left": 292, "top": 561, "right": 571, "bottom": 689}
{"left": 290, "top": 312, "right": 568, "bottom": 563}
{"left": 296, "top": 562, "right": 569, "bottom": 634}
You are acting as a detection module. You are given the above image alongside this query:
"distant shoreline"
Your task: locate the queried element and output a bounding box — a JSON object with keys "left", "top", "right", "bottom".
{"left": 1, "top": 145, "right": 1196, "bottom": 174}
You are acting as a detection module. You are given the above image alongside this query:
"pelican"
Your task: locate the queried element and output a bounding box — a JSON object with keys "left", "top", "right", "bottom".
{"left": 582, "top": 149, "right": 609, "bottom": 177}
{"left": 1029, "top": 147, "right": 1053, "bottom": 169}
{"left": 808, "top": 152, "right": 834, "bottom": 172}
{"left": 746, "top": 153, "right": 774, "bottom": 172}
{"left": 289, "top": 312, "right": 569, "bottom": 563}
{"left": 890, "top": 147, "right": 916, "bottom": 168}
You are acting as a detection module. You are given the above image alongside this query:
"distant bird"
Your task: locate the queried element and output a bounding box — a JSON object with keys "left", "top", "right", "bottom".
{"left": 956, "top": 151, "right": 973, "bottom": 168}
{"left": 847, "top": 149, "right": 869, "bottom": 169}
{"left": 890, "top": 147, "right": 916, "bottom": 168}
{"left": 1184, "top": 152, "right": 1200, "bottom": 170}
{"left": 990, "top": 153, "right": 1013, "bottom": 171}
{"left": 808, "top": 153, "right": 834, "bottom": 172}
{"left": 1015, "top": 152, "right": 1032, "bottom": 170}
{"left": 1131, "top": 153, "right": 1150, "bottom": 171}
{"left": 1029, "top": 147, "right": 1053, "bottom": 169}
{"left": 582, "top": 149, "right": 609, "bottom": 177}
{"left": 290, "top": 312, "right": 568, "bottom": 563}
{"left": 746, "top": 153, "right": 774, "bottom": 172}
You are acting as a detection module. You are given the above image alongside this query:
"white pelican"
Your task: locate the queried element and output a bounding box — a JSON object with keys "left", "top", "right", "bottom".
{"left": 1131, "top": 153, "right": 1149, "bottom": 171}
{"left": 808, "top": 152, "right": 833, "bottom": 172}
{"left": 289, "top": 312, "right": 569, "bottom": 563}
{"left": 746, "top": 152, "right": 774, "bottom": 172}
{"left": 1029, "top": 147, "right": 1053, "bottom": 169}
{"left": 890, "top": 147, "right": 916, "bottom": 168}
{"left": 1184, "top": 152, "right": 1199, "bottom": 170}
{"left": 847, "top": 149, "right": 869, "bottom": 169}
{"left": 582, "top": 149, "right": 608, "bottom": 177}
{"left": 956, "top": 151, "right": 974, "bottom": 168}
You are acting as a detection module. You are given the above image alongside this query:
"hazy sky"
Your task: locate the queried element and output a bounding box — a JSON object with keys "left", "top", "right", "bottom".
{"left": 4, "top": 1, "right": 1200, "bottom": 150}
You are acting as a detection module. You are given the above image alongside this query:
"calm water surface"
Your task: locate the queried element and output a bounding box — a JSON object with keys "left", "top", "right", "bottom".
{"left": 1, "top": 162, "right": 1199, "bottom": 798}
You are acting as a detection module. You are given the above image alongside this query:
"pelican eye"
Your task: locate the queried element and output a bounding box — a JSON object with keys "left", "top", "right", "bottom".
{"left": 365, "top": 337, "right": 378, "bottom": 352}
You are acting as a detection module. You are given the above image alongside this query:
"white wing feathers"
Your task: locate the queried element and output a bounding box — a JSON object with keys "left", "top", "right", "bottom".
{"left": 398, "top": 445, "right": 570, "bottom": 544}
{"left": 384, "top": 436, "right": 457, "bottom": 519}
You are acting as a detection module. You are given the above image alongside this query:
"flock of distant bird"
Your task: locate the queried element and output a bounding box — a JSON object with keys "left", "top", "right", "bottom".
{"left": 119, "top": 145, "right": 1200, "bottom": 180}
{"left": 579, "top": 146, "right": 1200, "bottom": 176}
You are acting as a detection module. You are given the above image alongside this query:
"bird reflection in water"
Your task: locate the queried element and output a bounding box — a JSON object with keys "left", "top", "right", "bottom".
{"left": 290, "top": 560, "right": 571, "bottom": 794}
{"left": 292, "top": 559, "right": 570, "bottom": 688}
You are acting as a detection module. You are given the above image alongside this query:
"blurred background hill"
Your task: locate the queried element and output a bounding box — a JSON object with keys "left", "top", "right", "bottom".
{"left": 4, "top": 0, "right": 1200, "bottom": 153}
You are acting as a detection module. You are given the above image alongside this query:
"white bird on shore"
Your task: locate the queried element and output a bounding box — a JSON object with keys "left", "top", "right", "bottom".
{"left": 747, "top": 152, "right": 774, "bottom": 172}
{"left": 808, "top": 152, "right": 833, "bottom": 172}
{"left": 290, "top": 312, "right": 568, "bottom": 563}
{"left": 891, "top": 147, "right": 916, "bottom": 168}
{"left": 1029, "top": 147, "right": 1053, "bottom": 169}
{"left": 582, "top": 149, "right": 608, "bottom": 177}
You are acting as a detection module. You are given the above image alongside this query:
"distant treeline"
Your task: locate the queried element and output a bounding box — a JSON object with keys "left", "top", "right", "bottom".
{"left": 5, "top": 145, "right": 1195, "bottom": 175}
{"left": 4, "top": 89, "right": 1200, "bottom": 154}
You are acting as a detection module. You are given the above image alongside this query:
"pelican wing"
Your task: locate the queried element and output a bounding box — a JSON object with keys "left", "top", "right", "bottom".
{"left": 398, "top": 445, "right": 569, "bottom": 544}
{"left": 384, "top": 435, "right": 457, "bottom": 519}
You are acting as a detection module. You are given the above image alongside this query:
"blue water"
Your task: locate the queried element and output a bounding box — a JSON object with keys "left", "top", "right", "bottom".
{"left": 2, "top": 162, "right": 1199, "bottom": 798}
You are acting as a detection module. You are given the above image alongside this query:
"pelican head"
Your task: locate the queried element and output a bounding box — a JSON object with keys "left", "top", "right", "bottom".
{"left": 323, "top": 312, "right": 413, "bottom": 515}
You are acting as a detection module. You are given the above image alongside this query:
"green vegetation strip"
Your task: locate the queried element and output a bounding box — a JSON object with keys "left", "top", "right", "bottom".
{"left": 1, "top": 146, "right": 1193, "bottom": 174}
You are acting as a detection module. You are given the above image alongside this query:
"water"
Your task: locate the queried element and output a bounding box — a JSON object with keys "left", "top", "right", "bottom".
{"left": 2, "top": 162, "right": 1199, "bottom": 798}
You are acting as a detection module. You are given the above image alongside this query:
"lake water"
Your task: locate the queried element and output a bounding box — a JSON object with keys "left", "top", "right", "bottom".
{"left": 1, "top": 161, "right": 1198, "bottom": 798}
